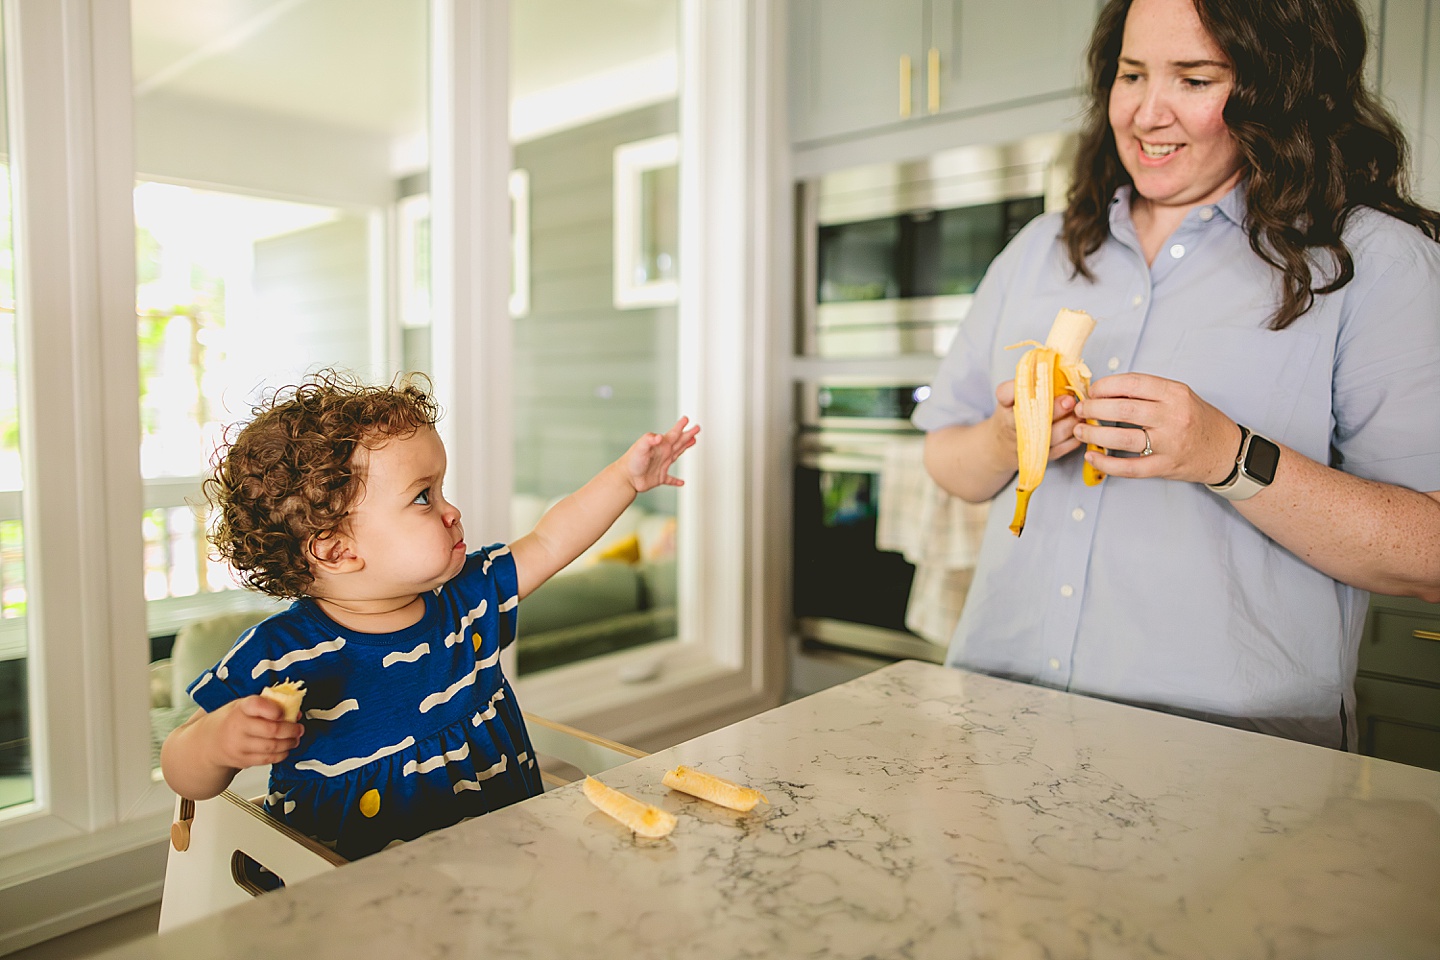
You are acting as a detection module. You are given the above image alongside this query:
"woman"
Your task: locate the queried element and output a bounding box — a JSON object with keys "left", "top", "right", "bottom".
{"left": 913, "top": 0, "right": 1440, "bottom": 748}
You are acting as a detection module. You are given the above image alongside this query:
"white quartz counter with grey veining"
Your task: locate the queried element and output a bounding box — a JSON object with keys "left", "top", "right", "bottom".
{"left": 100, "top": 660, "right": 1440, "bottom": 959}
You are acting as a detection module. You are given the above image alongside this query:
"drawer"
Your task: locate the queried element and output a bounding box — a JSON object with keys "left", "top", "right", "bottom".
{"left": 1354, "top": 676, "right": 1440, "bottom": 772}
{"left": 1357, "top": 596, "right": 1440, "bottom": 686}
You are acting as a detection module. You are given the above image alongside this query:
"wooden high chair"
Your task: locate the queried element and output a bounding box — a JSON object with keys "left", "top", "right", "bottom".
{"left": 158, "top": 713, "right": 646, "bottom": 933}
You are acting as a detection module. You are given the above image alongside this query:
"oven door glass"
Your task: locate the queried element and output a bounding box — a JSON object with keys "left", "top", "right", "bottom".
{"left": 816, "top": 215, "right": 902, "bottom": 303}
{"left": 792, "top": 465, "right": 914, "bottom": 633}
{"left": 916, "top": 195, "right": 1045, "bottom": 296}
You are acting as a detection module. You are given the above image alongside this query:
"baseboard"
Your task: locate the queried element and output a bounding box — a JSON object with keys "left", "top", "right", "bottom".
{"left": 0, "top": 839, "right": 166, "bottom": 956}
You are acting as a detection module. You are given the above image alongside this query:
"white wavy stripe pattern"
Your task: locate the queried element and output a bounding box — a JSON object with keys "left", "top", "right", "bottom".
{"left": 403, "top": 742, "right": 472, "bottom": 777}
{"left": 383, "top": 642, "right": 431, "bottom": 667}
{"left": 305, "top": 699, "right": 359, "bottom": 721}
{"left": 443, "top": 601, "right": 488, "bottom": 648}
{"left": 418, "top": 650, "right": 499, "bottom": 714}
{"left": 293, "top": 735, "right": 417, "bottom": 777}
{"left": 498, "top": 595, "right": 517, "bottom": 613}
{"left": 251, "top": 637, "right": 346, "bottom": 679}
{"left": 451, "top": 757, "right": 507, "bottom": 792}
{"left": 471, "top": 688, "right": 506, "bottom": 726}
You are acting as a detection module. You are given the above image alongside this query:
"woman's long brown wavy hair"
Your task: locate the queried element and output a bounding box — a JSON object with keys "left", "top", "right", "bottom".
{"left": 204, "top": 370, "right": 441, "bottom": 598}
{"left": 1063, "top": 0, "right": 1440, "bottom": 329}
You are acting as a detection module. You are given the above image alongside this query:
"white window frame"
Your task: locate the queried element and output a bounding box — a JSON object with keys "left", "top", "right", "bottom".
{"left": 612, "top": 132, "right": 680, "bottom": 308}
{"left": 509, "top": 168, "right": 530, "bottom": 317}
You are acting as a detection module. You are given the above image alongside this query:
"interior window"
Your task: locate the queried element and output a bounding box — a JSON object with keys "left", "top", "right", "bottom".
{"left": 0, "top": 9, "right": 33, "bottom": 813}
{"left": 131, "top": 0, "right": 429, "bottom": 771}
{"left": 509, "top": 0, "right": 682, "bottom": 676}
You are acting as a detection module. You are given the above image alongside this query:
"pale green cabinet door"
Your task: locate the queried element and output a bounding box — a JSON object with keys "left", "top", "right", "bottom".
{"left": 789, "top": 0, "right": 927, "bottom": 143}
{"left": 928, "top": 0, "right": 1096, "bottom": 117}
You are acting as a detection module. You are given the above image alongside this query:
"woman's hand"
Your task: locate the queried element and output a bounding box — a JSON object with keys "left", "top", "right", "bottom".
{"left": 1074, "top": 373, "right": 1241, "bottom": 484}
{"left": 993, "top": 378, "right": 1085, "bottom": 465}
{"left": 201, "top": 696, "right": 305, "bottom": 771}
{"left": 621, "top": 416, "right": 700, "bottom": 493}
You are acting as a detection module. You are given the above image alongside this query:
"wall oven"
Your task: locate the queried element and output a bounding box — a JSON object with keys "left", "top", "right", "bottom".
{"left": 789, "top": 133, "right": 1073, "bottom": 672}
{"left": 796, "top": 132, "right": 1072, "bottom": 359}
{"left": 793, "top": 377, "right": 943, "bottom": 663}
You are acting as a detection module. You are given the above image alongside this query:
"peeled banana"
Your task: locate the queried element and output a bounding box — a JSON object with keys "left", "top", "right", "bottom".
{"left": 1007, "top": 308, "right": 1106, "bottom": 536}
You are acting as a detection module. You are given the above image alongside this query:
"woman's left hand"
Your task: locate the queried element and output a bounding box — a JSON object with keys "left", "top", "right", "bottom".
{"left": 1074, "top": 373, "right": 1241, "bottom": 485}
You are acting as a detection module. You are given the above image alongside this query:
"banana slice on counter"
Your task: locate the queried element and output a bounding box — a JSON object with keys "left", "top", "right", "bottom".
{"left": 662, "top": 765, "right": 769, "bottom": 812}
{"left": 582, "top": 776, "right": 677, "bottom": 838}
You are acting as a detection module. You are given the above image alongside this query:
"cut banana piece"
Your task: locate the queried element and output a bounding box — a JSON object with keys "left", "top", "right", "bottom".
{"left": 1007, "top": 308, "right": 1106, "bottom": 536}
{"left": 260, "top": 679, "right": 306, "bottom": 722}
{"left": 582, "top": 776, "right": 677, "bottom": 838}
{"left": 662, "top": 765, "right": 769, "bottom": 812}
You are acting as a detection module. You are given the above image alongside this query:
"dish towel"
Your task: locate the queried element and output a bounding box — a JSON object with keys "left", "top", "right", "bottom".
{"left": 875, "top": 438, "right": 989, "bottom": 646}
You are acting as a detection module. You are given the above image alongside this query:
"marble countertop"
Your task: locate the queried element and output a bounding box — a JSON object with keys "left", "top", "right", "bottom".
{"left": 102, "top": 661, "right": 1440, "bottom": 959}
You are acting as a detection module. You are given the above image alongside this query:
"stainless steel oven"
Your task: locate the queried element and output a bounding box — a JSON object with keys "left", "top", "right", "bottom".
{"left": 788, "top": 134, "right": 1073, "bottom": 682}
{"left": 792, "top": 378, "right": 943, "bottom": 663}
{"left": 796, "top": 132, "right": 1073, "bottom": 358}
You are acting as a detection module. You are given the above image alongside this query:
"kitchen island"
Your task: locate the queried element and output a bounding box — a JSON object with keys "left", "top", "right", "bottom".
{"left": 101, "top": 660, "right": 1439, "bottom": 959}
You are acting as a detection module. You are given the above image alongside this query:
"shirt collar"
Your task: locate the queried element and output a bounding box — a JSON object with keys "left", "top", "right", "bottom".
{"left": 1107, "top": 179, "right": 1248, "bottom": 228}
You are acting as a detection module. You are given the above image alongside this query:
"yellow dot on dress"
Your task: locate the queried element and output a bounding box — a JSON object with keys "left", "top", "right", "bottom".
{"left": 472, "top": 632, "right": 482, "bottom": 651}
{"left": 359, "top": 789, "right": 381, "bottom": 818}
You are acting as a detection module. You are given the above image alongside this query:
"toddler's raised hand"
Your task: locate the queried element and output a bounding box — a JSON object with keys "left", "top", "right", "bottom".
{"left": 622, "top": 417, "right": 700, "bottom": 493}
{"left": 203, "top": 695, "right": 305, "bottom": 771}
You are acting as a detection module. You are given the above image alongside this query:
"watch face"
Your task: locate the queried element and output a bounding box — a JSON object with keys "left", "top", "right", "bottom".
{"left": 1246, "top": 435, "right": 1281, "bottom": 485}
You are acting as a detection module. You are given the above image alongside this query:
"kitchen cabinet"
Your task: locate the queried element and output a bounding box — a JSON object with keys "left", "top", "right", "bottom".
{"left": 789, "top": 0, "right": 1097, "bottom": 145}
{"left": 1355, "top": 594, "right": 1440, "bottom": 772}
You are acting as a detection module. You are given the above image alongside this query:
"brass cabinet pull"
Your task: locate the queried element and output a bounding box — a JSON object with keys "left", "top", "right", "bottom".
{"left": 928, "top": 47, "right": 940, "bottom": 113}
{"left": 900, "top": 55, "right": 912, "bottom": 118}
{"left": 1415, "top": 629, "right": 1440, "bottom": 642}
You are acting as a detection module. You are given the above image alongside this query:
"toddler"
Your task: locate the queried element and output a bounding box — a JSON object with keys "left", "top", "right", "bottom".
{"left": 160, "top": 371, "right": 698, "bottom": 859}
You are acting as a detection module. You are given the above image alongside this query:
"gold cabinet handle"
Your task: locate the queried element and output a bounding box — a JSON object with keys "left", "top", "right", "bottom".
{"left": 1415, "top": 629, "right": 1440, "bottom": 642}
{"left": 899, "top": 55, "right": 912, "bottom": 118}
{"left": 927, "top": 47, "right": 940, "bottom": 113}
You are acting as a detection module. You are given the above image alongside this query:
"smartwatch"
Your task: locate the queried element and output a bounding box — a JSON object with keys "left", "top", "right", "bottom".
{"left": 1206, "top": 424, "right": 1280, "bottom": 501}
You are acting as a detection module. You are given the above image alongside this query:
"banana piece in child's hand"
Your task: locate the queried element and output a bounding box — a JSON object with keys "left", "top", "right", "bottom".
{"left": 662, "top": 765, "right": 769, "bottom": 812}
{"left": 260, "top": 679, "right": 306, "bottom": 722}
{"left": 582, "top": 776, "right": 677, "bottom": 838}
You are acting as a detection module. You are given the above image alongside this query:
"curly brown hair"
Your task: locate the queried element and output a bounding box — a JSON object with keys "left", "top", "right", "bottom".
{"left": 1063, "top": 0, "right": 1440, "bottom": 330}
{"left": 204, "top": 369, "right": 442, "bottom": 598}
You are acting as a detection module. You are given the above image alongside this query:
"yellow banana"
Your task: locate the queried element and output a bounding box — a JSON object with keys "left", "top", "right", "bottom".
{"left": 1007, "top": 308, "right": 1106, "bottom": 536}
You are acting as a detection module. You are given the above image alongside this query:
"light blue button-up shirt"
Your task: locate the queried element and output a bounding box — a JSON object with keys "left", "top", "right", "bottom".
{"left": 913, "top": 184, "right": 1440, "bottom": 747}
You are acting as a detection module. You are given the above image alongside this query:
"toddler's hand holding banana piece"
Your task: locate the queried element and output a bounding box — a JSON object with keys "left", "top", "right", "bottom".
{"left": 1007, "top": 308, "right": 1107, "bottom": 536}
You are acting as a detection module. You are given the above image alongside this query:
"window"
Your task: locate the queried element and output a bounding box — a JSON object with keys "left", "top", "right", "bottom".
{"left": 130, "top": 0, "right": 430, "bottom": 784}
{"left": 613, "top": 133, "right": 680, "bottom": 308}
{"left": 0, "top": 12, "right": 30, "bottom": 815}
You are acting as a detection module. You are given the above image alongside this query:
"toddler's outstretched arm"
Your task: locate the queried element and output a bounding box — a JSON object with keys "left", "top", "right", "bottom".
{"left": 160, "top": 698, "right": 305, "bottom": 801}
{"left": 511, "top": 417, "right": 699, "bottom": 598}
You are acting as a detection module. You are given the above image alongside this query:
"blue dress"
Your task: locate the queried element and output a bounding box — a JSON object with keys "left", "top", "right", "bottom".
{"left": 187, "top": 544, "right": 543, "bottom": 859}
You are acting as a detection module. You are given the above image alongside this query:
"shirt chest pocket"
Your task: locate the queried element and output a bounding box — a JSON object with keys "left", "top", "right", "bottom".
{"left": 1165, "top": 326, "right": 1321, "bottom": 438}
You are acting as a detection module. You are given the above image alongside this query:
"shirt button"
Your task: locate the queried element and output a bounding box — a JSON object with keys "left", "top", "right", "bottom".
{"left": 1048, "top": 658, "right": 1062, "bottom": 670}
{"left": 1107, "top": 357, "right": 1120, "bottom": 371}
{"left": 1071, "top": 508, "right": 1085, "bottom": 521}
{"left": 1060, "top": 584, "right": 1074, "bottom": 598}
{"left": 1199, "top": 206, "right": 1215, "bottom": 221}
{"left": 1131, "top": 294, "right": 1143, "bottom": 307}
{"left": 1169, "top": 243, "right": 1186, "bottom": 259}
